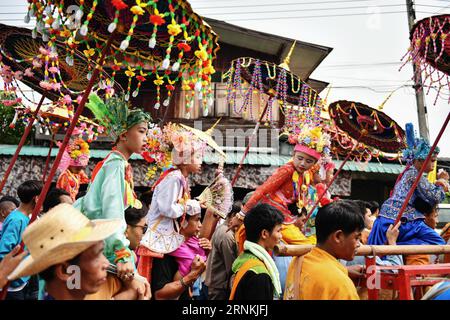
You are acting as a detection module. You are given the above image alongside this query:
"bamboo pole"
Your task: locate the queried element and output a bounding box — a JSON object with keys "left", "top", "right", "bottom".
{"left": 274, "top": 244, "right": 450, "bottom": 257}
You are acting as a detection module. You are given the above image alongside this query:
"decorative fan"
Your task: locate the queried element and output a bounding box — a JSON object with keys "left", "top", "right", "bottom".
{"left": 197, "top": 172, "right": 233, "bottom": 219}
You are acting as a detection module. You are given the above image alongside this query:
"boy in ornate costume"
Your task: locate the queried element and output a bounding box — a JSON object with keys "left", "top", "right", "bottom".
{"left": 368, "top": 123, "right": 449, "bottom": 250}
{"left": 74, "top": 93, "right": 152, "bottom": 281}
{"left": 137, "top": 123, "right": 207, "bottom": 282}
{"left": 230, "top": 126, "right": 332, "bottom": 249}
{"left": 56, "top": 137, "right": 90, "bottom": 201}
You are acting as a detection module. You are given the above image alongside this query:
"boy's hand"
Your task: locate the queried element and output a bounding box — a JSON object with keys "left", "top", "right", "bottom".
{"left": 386, "top": 221, "right": 401, "bottom": 245}
{"left": 190, "top": 254, "right": 206, "bottom": 277}
{"left": 117, "top": 261, "right": 135, "bottom": 282}
{"left": 198, "top": 238, "right": 212, "bottom": 251}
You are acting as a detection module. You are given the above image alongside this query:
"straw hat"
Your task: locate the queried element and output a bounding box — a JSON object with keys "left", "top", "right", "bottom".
{"left": 8, "top": 203, "right": 122, "bottom": 280}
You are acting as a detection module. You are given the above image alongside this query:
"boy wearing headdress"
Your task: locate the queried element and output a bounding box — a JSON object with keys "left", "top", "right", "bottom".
{"left": 230, "top": 126, "right": 333, "bottom": 249}
{"left": 74, "top": 93, "right": 152, "bottom": 281}
{"left": 56, "top": 137, "right": 90, "bottom": 201}
{"left": 368, "top": 123, "right": 449, "bottom": 250}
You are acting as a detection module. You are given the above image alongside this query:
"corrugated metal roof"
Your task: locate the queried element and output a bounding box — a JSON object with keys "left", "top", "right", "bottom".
{"left": 0, "top": 145, "right": 404, "bottom": 174}
{"left": 0, "top": 145, "right": 143, "bottom": 160}
{"left": 334, "top": 160, "right": 404, "bottom": 174}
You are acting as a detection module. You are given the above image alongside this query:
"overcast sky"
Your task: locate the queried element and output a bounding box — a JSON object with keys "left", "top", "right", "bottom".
{"left": 1, "top": 0, "right": 450, "bottom": 156}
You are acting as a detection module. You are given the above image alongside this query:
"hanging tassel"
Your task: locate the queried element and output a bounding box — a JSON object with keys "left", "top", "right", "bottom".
{"left": 9, "top": 110, "right": 19, "bottom": 129}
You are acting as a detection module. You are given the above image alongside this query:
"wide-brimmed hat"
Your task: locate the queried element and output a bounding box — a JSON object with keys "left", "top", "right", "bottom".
{"left": 8, "top": 203, "right": 121, "bottom": 280}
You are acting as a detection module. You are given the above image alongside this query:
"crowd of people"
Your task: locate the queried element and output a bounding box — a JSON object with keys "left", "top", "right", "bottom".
{"left": 1, "top": 94, "right": 450, "bottom": 300}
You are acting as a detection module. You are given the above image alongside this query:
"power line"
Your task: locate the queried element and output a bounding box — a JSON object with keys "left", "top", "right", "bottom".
{"left": 194, "top": 0, "right": 403, "bottom": 10}
{"left": 212, "top": 10, "right": 435, "bottom": 21}
{"left": 1, "top": 3, "right": 408, "bottom": 15}
{"left": 200, "top": 4, "right": 408, "bottom": 16}
{"left": 1, "top": 10, "right": 436, "bottom": 23}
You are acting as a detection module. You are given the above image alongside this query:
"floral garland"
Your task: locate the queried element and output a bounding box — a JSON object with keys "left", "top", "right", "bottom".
{"left": 69, "top": 138, "right": 90, "bottom": 160}
{"left": 288, "top": 126, "right": 331, "bottom": 158}
{"left": 142, "top": 122, "right": 206, "bottom": 179}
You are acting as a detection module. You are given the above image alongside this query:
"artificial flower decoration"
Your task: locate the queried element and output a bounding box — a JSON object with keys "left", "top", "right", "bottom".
{"left": 289, "top": 125, "right": 331, "bottom": 159}
{"left": 177, "top": 42, "right": 191, "bottom": 52}
{"left": 130, "top": 6, "right": 145, "bottom": 16}
{"left": 111, "top": 0, "right": 128, "bottom": 11}
{"left": 83, "top": 48, "right": 96, "bottom": 58}
{"left": 125, "top": 66, "right": 136, "bottom": 77}
{"left": 69, "top": 138, "right": 90, "bottom": 160}
{"left": 167, "top": 20, "right": 182, "bottom": 36}
{"left": 153, "top": 75, "right": 164, "bottom": 86}
{"left": 150, "top": 10, "right": 165, "bottom": 26}
{"left": 24, "top": 0, "right": 219, "bottom": 110}
{"left": 195, "top": 44, "right": 208, "bottom": 61}
{"left": 24, "top": 68, "right": 34, "bottom": 77}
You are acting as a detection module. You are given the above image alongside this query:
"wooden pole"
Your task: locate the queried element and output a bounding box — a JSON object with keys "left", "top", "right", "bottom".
{"left": 0, "top": 94, "right": 46, "bottom": 194}
{"left": 274, "top": 243, "right": 450, "bottom": 257}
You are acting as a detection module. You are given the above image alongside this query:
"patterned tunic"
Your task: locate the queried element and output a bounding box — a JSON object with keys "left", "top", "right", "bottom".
{"left": 379, "top": 166, "right": 445, "bottom": 221}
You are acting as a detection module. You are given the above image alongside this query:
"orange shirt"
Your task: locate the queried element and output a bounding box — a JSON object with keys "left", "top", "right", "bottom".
{"left": 298, "top": 247, "right": 359, "bottom": 300}
{"left": 84, "top": 274, "right": 122, "bottom": 300}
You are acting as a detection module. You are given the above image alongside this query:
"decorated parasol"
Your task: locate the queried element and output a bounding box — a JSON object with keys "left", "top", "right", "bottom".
{"left": 393, "top": 14, "right": 450, "bottom": 226}
{"left": 303, "top": 100, "right": 406, "bottom": 225}
{"left": 282, "top": 99, "right": 402, "bottom": 163}
{"left": 18, "top": 0, "right": 219, "bottom": 218}
{"left": 25, "top": 0, "right": 219, "bottom": 111}
{"left": 180, "top": 118, "right": 226, "bottom": 159}
{"left": 402, "top": 14, "right": 450, "bottom": 104}
{"left": 328, "top": 100, "right": 406, "bottom": 153}
{"left": 0, "top": 23, "right": 116, "bottom": 195}
{"left": 224, "top": 41, "right": 324, "bottom": 186}
{"left": 0, "top": 24, "right": 120, "bottom": 101}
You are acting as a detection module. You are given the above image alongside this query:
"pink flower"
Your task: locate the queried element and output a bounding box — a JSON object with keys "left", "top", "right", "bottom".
{"left": 39, "top": 80, "right": 53, "bottom": 90}
{"left": 3, "top": 100, "right": 17, "bottom": 107}
{"left": 2, "top": 74, "right": 13, "bottom": 84}
{"left": 39, "top": 47, "right": 49, "bottom": 55}
{"left": 1, "top": 65, "right": 11, "bottom": 73}
{"left": 32, "top": 59, "right": 42, "bottom": 68}
{"left": 48, "top": 66, "right": 59, "bottom": 74}
{"left": 51, "top": 82, "right": 61, "bottom": 91}
{"left": 24, "top": 68, "right": 34, "bottom": 77}
{"left": 63, "top": 95, "right": 72, "bottom": 105}
{"left": 14, "top": 71, "right": 23, "bottom": 80}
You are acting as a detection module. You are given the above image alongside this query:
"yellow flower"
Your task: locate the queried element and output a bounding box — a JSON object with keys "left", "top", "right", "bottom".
{"left": 168, "top": 20, "right": 182, "bottom": 36}
{"left": 182, "top": 80, "right": 191, "bottom": 91}
{"left": 83, "top": 48, "right": 95, "bottom": 58}
{"left": 71, "top": 150, "right": 82, "bottom": 159}
{"left": 195, "top": 45, "right": 208, "bottom": 61}
{"left": 136, "top": 0, "right": 148, "bottom": 7}
{"left": 125, "top": 66, "right": 136, "bottom": 77}
{"left": 309, "top": 127, "right": 322, "bottom": 139}
{"left": 130, "top": 5, "right": 145, "bottom": 15}
{"left": 202, "top": 65, "right": 215, "bottom": 75}
{"left": 154, "top": 75, "right": 164, "bottom": 86}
